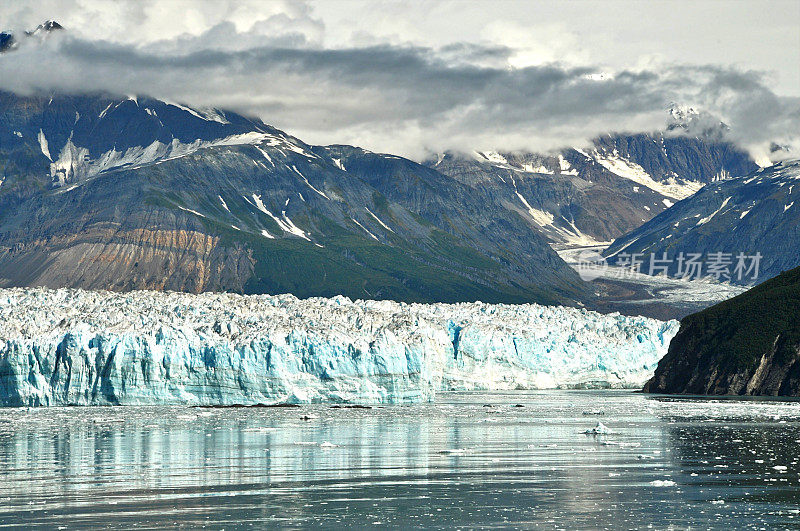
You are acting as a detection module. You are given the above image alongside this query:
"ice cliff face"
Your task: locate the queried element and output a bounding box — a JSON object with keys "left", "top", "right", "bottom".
{"left": 0, "top": 288, "right": 679, "bottom": 406}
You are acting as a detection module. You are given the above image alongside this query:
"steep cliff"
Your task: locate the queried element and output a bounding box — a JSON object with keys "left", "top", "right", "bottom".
{"left": 644, "top": 266, "right": 800, "bottom": 395}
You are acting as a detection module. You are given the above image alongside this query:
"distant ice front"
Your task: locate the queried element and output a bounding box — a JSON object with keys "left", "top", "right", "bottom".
{"left": 0, "top": 288, "right": 678, "bottom": 406}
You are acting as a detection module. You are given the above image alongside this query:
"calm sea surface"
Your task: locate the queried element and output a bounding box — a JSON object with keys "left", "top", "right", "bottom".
{"left": 0, "top": 390, "right": 798, "bottom": 529}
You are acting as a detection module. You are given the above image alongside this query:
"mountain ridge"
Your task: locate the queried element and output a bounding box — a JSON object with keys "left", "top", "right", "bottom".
{"left": 603, "top": 160, "right": 800, "bottom": 284}
{"left": 424, "top": 134, "right": 756, "bottom": 247}
{"left": 0, "top": 90, "right": 585, "bottom": 304}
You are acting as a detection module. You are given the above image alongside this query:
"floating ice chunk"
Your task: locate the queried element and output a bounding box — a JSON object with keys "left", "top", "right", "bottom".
{"left": 584, "top": 422, "right": 613, "bottom": 434}
{"left": 650, "top": 480, "right": 676, "bottom": 487}
{"left": 439, "top": 448, "right": 468, "bottom": 455}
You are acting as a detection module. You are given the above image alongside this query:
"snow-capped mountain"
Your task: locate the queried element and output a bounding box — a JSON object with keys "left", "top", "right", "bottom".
{"left": 666, "top": 102, "right": 730, "bottom": 139}
{"left": 0, "top": 20, "right": 764, "bottom": 306}
{"left": 0, "top": 91, "right": 278, "bottom": 187}
{"left": 604, "top": 160, "right": 800, "bottom": 284}
{"left": 0, "top": 20, "right": 62, "bottom": 53}
{"left": 0, "top": 287, "right": 679, "bottom": 406}
{"left": 425, "top": 133, "right": 756, "bottom": 246}
{"left": 0, "top": 91, "right": 585, "bottom": 304}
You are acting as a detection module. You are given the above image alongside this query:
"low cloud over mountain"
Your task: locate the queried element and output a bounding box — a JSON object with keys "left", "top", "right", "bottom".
{"left": 1, "top": 1, "right": 798, "bottom": 161}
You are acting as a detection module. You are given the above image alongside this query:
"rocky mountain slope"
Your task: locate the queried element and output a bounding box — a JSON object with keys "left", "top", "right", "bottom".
{"left": 425, "top": 133, "right": 757, "bottom": 246}
{"left": 0, "top": 287, "right": 679, "bottom": 406}
{"left": 604, "top": 160, "right": 800, "bottom": 284}
{"left": 0, "top": 20, "right": 761, "bottom": 305}
{"left": 644, "top": 265, "right": 800, "bottom": 396}
{"left": 0, "top": 91, "right": 585, "bottom": 304}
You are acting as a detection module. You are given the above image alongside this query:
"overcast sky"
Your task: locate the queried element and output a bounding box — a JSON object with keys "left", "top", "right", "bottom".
{"left": 1, "top": 0, "right": 798, "bottom": 159}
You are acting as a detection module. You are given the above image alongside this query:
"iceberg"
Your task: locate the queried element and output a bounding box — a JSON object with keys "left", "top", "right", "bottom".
{"left": 0, "top": 288, "right": 679, "bottom": 406}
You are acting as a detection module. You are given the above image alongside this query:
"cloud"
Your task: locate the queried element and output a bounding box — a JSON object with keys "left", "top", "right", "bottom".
{"left": 0, "top": 0, "right": 323, "bottom": 46}
{"left": 0, "top": 6, "right": 798, "bottom": 160}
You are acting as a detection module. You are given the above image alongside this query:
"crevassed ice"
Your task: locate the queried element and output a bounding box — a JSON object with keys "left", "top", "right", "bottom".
{"left": 0, "top": 288, "right": 679, "bottom": 406}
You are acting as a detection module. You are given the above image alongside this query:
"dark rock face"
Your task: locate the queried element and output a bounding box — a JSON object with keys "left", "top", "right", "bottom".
{"left": 591, "top": 133, "right": 755, "bottom": 183}
{"left": 424, "top": 134, "right": 756, "bottom": 246}
{"left": 0, "top": 91, "right": 586, "bottom": 304}
{"left": 0, "top": 32, "right": 14, "bottom": 53}
{"left": 644, "top": 266, "right": 800, "bottom": 396}
{"left": 604, "top": 161, "right": 800, "bottom": 284}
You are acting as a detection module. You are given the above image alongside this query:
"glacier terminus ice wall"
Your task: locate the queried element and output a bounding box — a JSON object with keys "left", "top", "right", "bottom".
{"left": 0, "top": 288, "right": 679, "bottom": 406}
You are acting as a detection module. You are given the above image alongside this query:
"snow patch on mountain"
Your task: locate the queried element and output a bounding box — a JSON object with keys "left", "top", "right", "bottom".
{"left": 291, "top": 165, "right": 330, "bottom": 199}
{"left": 218, "top": 195, "right": 230, "bottom": 212}
{"left": 244, "top": 194, "right": 310, "bottom": 240}
{"left": 37, "top": 129, "right": 51, "bottom": 161}
{"left": 0, "top": 288, "right": 679, "bottom": 406}
{"left": 365, "top": 208, "right": 394, "bottom": 233}
{"left": 478, "top": 151, "right": 508, "bottom": 165}
{"left": 164, "top": 101, "right": 231, "bottom": 124}
{"left": 351, "top": 218, "right": 379, "bottom": 241}
{"left": 696, "top": 196, "right": 732, "bottom": 226}
{"left": 558, "top": 154, "right": 578, "bottom": 175}
{"left": 46, "top": 131, "right": 279, "bottom": 188}
{"left": 590, "top": 151, "right": 703, "bottom": 200}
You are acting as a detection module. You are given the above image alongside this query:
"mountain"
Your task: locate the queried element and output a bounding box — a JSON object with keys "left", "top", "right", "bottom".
{"left": 604, "top": 160, "right": 800, "bottom": 284}
{"left": 0, "top": 20, "right": 62, "bottom": 53}
{"left": 665, "top": 102, "right": 730, "bottom": 140}
{"left": 644, "top": 265, "right": 800, "bottom": 396}
{"left": 424, "top": 133, "right": 756, "bottom": 246}
{"left": 0, "top": 90, "right": 585, "bottom": 304}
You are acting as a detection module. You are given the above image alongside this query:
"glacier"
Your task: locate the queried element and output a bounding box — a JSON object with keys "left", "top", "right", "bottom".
{"left": 0, "top": 288, "right": 679, "bottom": 406}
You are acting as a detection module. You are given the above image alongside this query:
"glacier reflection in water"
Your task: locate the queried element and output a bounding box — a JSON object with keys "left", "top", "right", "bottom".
{"left": 0, "top": 390, "right": 798, "bottom": 528}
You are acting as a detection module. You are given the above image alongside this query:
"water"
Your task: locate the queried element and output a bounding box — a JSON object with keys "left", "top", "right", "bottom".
{"left": 0, "top": 390, "right": 798, "bottom": 529}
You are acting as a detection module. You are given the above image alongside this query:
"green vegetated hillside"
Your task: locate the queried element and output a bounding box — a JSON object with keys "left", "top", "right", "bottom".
{"left": 645, "top": 265, "right": 800, "bottom": 395}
